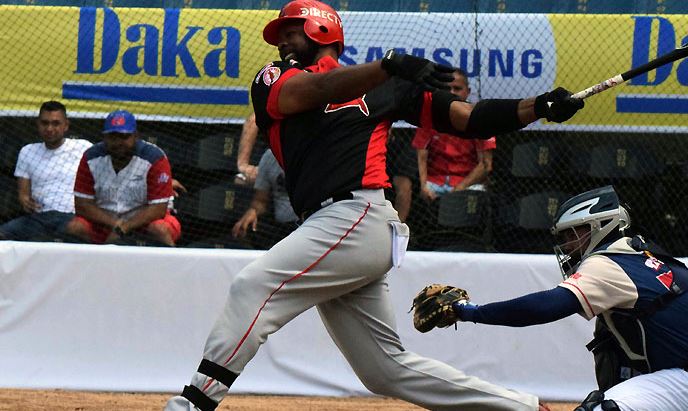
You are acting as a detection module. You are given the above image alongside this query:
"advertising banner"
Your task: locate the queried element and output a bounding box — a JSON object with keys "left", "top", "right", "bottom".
{"left": 0, "top": 6, "right": 685, "bottom": 130}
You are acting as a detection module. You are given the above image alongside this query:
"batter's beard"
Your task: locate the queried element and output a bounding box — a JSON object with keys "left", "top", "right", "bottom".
{"left": 285, "top": 40, "right": 320, "bottom": 67}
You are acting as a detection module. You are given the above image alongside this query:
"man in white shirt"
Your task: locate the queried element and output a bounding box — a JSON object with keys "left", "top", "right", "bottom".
{"left": 0, "top": 101, "right": 92, "bottom": 241}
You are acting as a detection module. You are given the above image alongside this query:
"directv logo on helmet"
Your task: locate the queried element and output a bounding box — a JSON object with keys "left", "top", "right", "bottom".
{"left": 103, "top": 110, "right": 137, "bottom": 134}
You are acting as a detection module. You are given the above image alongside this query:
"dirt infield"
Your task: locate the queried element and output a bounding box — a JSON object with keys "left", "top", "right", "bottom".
{"left": 0, "top": 389, "right": 577, "bottom": 411}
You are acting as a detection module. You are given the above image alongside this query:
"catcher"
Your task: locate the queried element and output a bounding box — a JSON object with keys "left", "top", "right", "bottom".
{"left": 413, "top": 186, "right": 688, "bottom": 411}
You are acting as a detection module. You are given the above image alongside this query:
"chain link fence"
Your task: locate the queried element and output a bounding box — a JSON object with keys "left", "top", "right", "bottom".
{"left": 0, "top": 0, "right": 686, "bottom": 254}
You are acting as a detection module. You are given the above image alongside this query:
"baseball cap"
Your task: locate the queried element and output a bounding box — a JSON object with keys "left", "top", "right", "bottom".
{"left": 103, "top": 110, "right": 136, "bottom": 134}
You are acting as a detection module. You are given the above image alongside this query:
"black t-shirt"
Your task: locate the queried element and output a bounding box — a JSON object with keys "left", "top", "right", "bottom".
{"left": 251, "top": 56, "right": 436, "bottom": 215}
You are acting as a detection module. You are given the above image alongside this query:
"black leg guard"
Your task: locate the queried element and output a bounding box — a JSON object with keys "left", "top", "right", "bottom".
{"left": 181, "top": 385, "right": 218, "bottom": 411}
{"left": 574, "top": 390, "right": 605, "bottom": 411}
{"left": 197, "top": 359, "right": 239, "bottom": 388}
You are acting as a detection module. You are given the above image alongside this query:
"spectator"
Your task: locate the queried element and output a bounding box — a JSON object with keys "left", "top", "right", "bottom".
{"left": 0, "top": 101, "right": 92, "bottom": 241}
{"left": 234, "top": 112, "right": 260, "bottom": 186}
{"left": 232, "top": 149, "right": 298, "bottom": 249}
{"left": 412, "top": 68, "right": 496, "bottom": 202}
{"left": 386, "top": 127, "right": 417, "bottom": 223}
{"left": 64, "top": 110, "right": 181, "bottom": 246}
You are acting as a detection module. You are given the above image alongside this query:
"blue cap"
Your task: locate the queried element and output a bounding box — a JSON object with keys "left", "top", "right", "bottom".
{"left": 103, "top": 110, "right": 136, "bottom": 134}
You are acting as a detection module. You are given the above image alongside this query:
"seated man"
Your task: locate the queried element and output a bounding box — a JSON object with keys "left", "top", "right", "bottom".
{"left": 411, "top": 68, "right": 495, "bottom": 202}
{"left": 0, "top": 101, "right": 92, "bottom": 241}
{"left": 232, "top": 149, "right": 298, "bottom": 249}
{"left": 65, "top": 110, "right": 181, "bottom": 246}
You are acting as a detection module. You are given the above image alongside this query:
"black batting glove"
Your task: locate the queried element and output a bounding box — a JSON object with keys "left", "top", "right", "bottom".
{"left": 534, "top": 87, "right": 584, "bottom": 123}
{"left": 381, "top": 49, "right": 454, "bottom": 90}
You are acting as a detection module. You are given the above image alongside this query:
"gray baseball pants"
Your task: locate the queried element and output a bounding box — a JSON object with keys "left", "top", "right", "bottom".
{"left": 165, "top": 189, "right": 538, "bottom": 410}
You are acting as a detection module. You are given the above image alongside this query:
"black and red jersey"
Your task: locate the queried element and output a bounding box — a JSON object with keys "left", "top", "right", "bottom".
{"left": 250, "top": 56, "right": 438, "bottom": 215}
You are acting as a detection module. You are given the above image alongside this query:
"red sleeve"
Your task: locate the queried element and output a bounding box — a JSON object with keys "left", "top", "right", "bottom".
{"left": 476, "top": 136, "right": 497, "bottom": 151}
{"left": 411, "top": 128, "right": 433, "bottom": 149}
{"left": 74, "top": 155, "right": 95, "bottom": 196}
{"left": 146, "top": 156, "right": 173, "bottom": 203}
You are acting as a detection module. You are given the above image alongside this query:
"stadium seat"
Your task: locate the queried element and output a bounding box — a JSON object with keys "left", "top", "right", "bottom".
{"left": 0, "top": 175, "right": 20, "bottom": 219}
{"left": 582, "top": 144, "right": 664, "bottom": 179}
{"left": 501, "top": 190, "right": 570, "bottom": 230}
{"left": 187, "top": 132, "right": 240, "bottom": 171}
{"left": 337, "top": 0, "right": 409, "bottom": 11}
{"left": 141, "top": 134, "right": 190, "bottom": 167}
{"left": 577, "top": 0, "right": 637, "bottom": 14}
{"left": 661, "top": 0, "right": 688, "bottom": 13}
{"left": 176, "top": 180, "right": 253, "bottom": 222}
{"left": 510, "top": 139, "right": 565, "bottom": 178}
{"left": 425, "top": 0, "right": 477, "bottom": 13}
{"left": 189, "top": 0, "right": 268, "bottom": 9}
{"left": 437, "top": 189, "right": 487, "bottom": 228}
{"left": 410, "top": 190, "right": 495, "bottom": 252}
{"left": 504, "top": 0, "right": 553, "bottom": 13}
{"left": 0, "top": 134, "right": 36, "bottom": 173}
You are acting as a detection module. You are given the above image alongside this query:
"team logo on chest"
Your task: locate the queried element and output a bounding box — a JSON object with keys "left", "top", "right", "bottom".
{"left": 324, "top": 95, "right": 369, "bottom": 116}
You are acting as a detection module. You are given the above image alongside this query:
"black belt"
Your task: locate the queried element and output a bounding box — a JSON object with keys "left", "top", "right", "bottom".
{"left": 299, "top": 192, "right": 354, "bottom": 222}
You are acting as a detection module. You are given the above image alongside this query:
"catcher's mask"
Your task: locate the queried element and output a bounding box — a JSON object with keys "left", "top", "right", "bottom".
{"left": 263, "top": 0, "right": 344, "bottom": 56}
{"left": 551, "top": 186, "right": 630, "bottom": 279}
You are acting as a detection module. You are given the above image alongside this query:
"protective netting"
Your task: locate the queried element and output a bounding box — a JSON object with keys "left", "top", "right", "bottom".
{"left": 0, "top": 0, "right": 687, "bottom": 254}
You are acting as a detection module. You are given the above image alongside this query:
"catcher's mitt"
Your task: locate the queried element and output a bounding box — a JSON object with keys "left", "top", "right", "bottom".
{"left": 411, "top": 284, "right": 469, "bottom": 333}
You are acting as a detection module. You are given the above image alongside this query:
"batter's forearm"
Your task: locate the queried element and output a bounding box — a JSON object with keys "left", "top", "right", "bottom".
{"left": 310, "top": 61, "right": 389, "bottom": 104}
{"left": 517, "top": 97, "right": 538, "bottom": 125}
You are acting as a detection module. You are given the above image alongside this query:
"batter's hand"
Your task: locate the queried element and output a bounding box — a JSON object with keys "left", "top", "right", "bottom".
{"left": 232, "top": 208, "right": 258, "bottom": 238}
{"left": 534, "top": 87, "right": 584, "bottom": 123}
{"left": 381, "top": 49, "right": 454, "bottom": 90}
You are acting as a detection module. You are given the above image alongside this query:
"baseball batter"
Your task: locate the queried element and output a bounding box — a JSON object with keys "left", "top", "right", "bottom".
{"left": 164, "top": 1, "right": 583, "bottom": 410}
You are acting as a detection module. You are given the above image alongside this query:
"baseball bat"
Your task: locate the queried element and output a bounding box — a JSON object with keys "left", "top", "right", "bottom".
{"left": 571, "top": 42, "right": 688, "bottom": 100}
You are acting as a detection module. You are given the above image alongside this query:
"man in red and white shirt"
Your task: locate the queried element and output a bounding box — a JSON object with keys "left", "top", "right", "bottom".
{"left": 411, "top": 68, "right": 496, "bottom": 202}
{"left": 65, "top": 110, "right": 181, "bottom": 246}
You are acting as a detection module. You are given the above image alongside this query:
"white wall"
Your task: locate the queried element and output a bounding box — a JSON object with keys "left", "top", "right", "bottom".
{"left": 0, "top": 241, "right": 596, "bottom": 401}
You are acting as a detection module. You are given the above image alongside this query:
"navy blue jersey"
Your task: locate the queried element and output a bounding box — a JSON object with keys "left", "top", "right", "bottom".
{"left": 560, "top": 238, "right": 688, "bottom": 371}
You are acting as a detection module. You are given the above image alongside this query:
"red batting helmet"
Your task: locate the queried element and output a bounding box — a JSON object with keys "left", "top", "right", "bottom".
{"left": 263, "top": 0, "right": 344, "bottom": 55}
